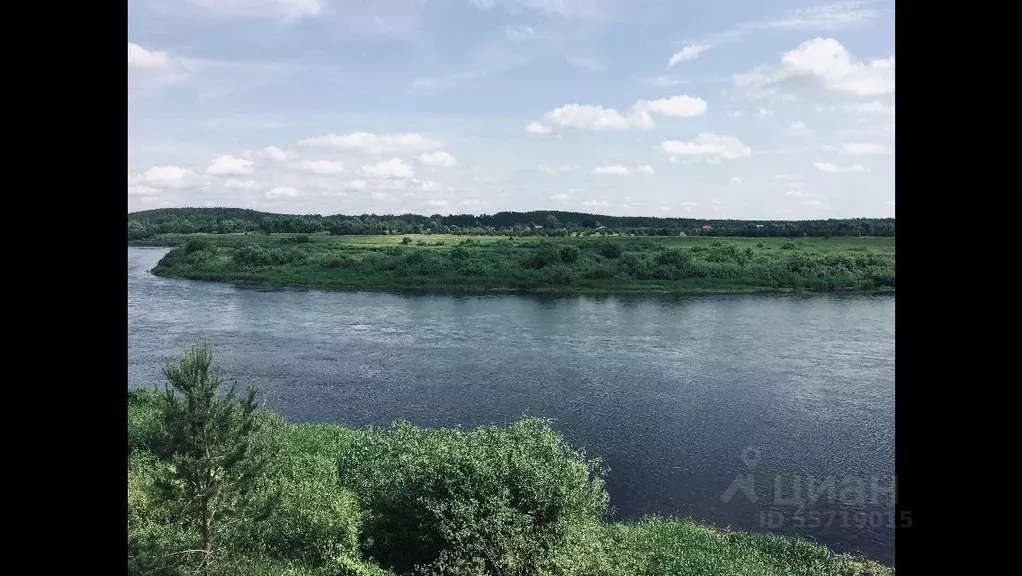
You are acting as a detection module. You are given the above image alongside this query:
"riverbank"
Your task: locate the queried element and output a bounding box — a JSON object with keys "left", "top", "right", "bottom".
{"left": 129, "top": 386, "right": 892, "bottom": 576}
{"left": 138, "top": 233, "right": 894, "bottom": 296}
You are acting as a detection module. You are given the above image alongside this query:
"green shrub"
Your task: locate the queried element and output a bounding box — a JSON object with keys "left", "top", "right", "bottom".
{"left": 560, "top": 245, "right": 580, "bottom": 264}
{"left": 597, "top": 243, "right": 622, "bottom": 259}
{"left": 336, "top": 418, "right": 608, "bottom": 575}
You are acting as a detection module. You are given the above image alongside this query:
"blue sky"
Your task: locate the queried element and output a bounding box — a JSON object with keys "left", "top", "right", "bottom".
{"left": 128, "top": 0, "right": 895, "bottom": 219}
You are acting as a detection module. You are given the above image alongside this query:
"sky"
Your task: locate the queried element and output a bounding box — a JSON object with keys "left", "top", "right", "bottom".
{"left": 127, "top": 0, "right": 895, "bottom": 219}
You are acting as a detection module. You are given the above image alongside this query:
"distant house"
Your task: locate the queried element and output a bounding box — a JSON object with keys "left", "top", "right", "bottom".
{"left": 702, "top": 225, "right": 713, "bottom": 230}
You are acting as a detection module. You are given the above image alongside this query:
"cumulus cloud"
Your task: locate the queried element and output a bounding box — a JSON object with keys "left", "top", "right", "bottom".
{"left": 427, "top": 199, "right": 449, "bottom": 207}
{"left": 536, "top": 95, "right": 707, "bottom": 132}
{"left": 128, "top": 43, "right": 170, "bottom": 70}
{"left": 661, "top": 133, "right": 752, "bottom": 161}
{"left": 758, "top": 108, "right": 775, "bottom": 119}
{"left": 345, "top": 179, "right": 368, "bottom": 190}
{"left": 257, "top": 146, "right": 290, "bottom": 161}
{"left": 814, "top": 161, "right": 869, "bottom": 173}
{"left": 128, "top": 185, "right": 161, "bottom": 197}
{"left": 734, "top": 38, "right": 895, "bottom": 97}
{"left": 299, "top": 132, "right": 442, "bottom": 155}
{"left": 458, "top": 198, "right": 481, "bottom": 207}
{"left": 770, "top": 173, "right": 800, "bottom": 180}
{"left": 731, "top": 176, "right": 742, "bottom": 184}
{"left": 292, "top": 159, "right": 345, "bottom": 174}
{"left": 525, "top": 121, "right": 554, "bottom": 135}
{"left": 544, "top": 104, "right": 649, "bottom": 131}
{"left": 838, "top": 142, "right": 892, "bottom": 155}
{"left": 129, "top": 166, "right": 201, "bottom": 189}
{"left": 266, "top": 186, "right": 299, "bottom": 199}
{"left": 549, "top": 193, "right": 571, "bottom": 202}
{"left": 362, "top": 158, "right": 415, "bottom": 179}
{"left": 668, "top": 45, "right": 709, "bottom": 67}
{"left": 633, "top": 95, "right": 708, "bottom": 118}
{"left": 206, "top": 155, "right": 254, "bottom": 175}
{"left": 418, "top": 151, "right": 457, "bottom": 168}
{"left": 583, "top": 200, "right": 611, "bottom": 208}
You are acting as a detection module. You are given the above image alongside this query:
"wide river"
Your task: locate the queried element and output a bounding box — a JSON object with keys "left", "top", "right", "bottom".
{"left": 128, "top": 247, "right": 895, "bottom": 563}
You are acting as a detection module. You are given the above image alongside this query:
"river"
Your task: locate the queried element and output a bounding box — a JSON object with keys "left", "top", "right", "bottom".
{"left": 128, "top": 247, "right": 895, "bottom": 563}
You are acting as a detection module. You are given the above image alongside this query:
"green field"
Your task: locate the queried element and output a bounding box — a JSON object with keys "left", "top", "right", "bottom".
{"left": 138, "top": 233, "right": 895, "bottom": 295}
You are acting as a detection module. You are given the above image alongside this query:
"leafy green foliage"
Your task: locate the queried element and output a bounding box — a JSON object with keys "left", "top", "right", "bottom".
{"left": 334, "top": 418, "right": 608, "bottom": 575}
{"left": 152, "top": 235, "right": 895, "bottom": 295}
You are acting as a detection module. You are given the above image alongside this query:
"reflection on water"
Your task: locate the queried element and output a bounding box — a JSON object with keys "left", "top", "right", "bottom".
{"left": 128, "top": 247, "right": 895, "bottom": 563}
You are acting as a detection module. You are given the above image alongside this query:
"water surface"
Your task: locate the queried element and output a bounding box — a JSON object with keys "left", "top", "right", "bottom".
{"left": 128, "top": 247, "right": 895, "bottom": 563}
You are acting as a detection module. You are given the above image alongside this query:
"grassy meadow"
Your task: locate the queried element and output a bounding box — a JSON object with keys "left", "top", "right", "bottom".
{"left": 138, "top": 233, "right": 895, "bottom": 295}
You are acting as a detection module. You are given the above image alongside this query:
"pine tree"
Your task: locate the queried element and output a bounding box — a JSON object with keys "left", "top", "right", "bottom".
{"left": 159, "top": 341, "right": 265, "bottom": 568}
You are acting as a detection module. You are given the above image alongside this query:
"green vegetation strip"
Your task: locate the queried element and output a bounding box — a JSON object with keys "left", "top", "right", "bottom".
{"left": 145, "top": 234, "right": 894, "bottom": 296}
{"left": 128, "top": 343, "right": 892, "bottom": 575}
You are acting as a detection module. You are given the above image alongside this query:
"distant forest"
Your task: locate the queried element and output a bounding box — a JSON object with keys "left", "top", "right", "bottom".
{"left": 128, "top": 207, "right": 895, "bottom": 240}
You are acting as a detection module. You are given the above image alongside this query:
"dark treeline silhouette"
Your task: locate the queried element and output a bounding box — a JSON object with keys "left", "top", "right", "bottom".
{"left": 128, "top": 207, "right": 895, "bottom": 240}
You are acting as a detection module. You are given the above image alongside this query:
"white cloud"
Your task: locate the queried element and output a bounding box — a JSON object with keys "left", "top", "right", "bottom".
{"left": 266, "top": 186, "right": 299, "bottom": 199}
{"left": 838, "top": 142, "right": 892, "bottom": 155}
{"left": 128, "top": 43, "right": 170, "bottom": 70}
{"left": 814, "top": 161, "right": 869, "bottom": 173}
{"left": 710, "top": 199, "right": 721, "bottom": 204}
{"left": 418, "top": 151, "right": 457, "bottom": 168}
{"left": 544, "top": 104, "right": 649, "bottom": 131}
{"left": 458, "top": 198, "right": 481, "bottom": 207}
{"left": 293, "top": 159, "right": 345, "bottom": 174}
{"left": 361, "top": 158, "right": 415, "bottom": 179}
{"left": 789, "top": 121, "right": 814, "bottom": 135}
{"left": 299, "top": 132, "right": 442, "bottom": 155}
{"left": 661, "top": 133, "right": 752, "bottom": 161}
{"left": 258, "top": 146, "right": 290, "bottom": 161}
{"left": 668, "top": 44, "right": 709, "bottom": 66}
{"left": 183, "top": 0, "right": 324, "bottom": 20}
{"left": 129, "top": 165, "right": 200, "bottom": 189}
{"left": 593, "top": 165, "right": 631, "bottom": 175}
{"left": 223, "top": 178, "right": 259, "bottom": 190}
{"left": 803, "top": 199, "right": 830, "bottom": 209}
{"left": 540, "top": 95, "right": 707, "bottom": 132}
{"left": 128, "top": 185, "right": 161, "bottom": 197}
{"left": 633, "top": 95, "right": 707, "bottom": 117}
{"left": 770, "top": 173, "right": 800, "bottom": 180}
{"left": 370, "top": 191, "right": 390, "bottom": 200}
{"left": 784, "top": 189, "right": 805, "bottom": 197}
{"left": 583, "top": 200, "right": 611, "bottom": 208}
{"left": 427, "top": 199, "right": 449, "bottom": 207}
{"left": 731, "top": 176, "right": 742, "bottom": 184}
{"left": 549, "top": 193, "right": 571, "bottom": 202}
{"left": 592, "top": 164, "right": 655, "bottom": 175}
{"left": 758, "top": 108, "right": 775, "bottom": 119}
{"left": 206, "top": 154, "right": 254, "bottom": 175}
{"left": 538, "top": 164, "right": 577, "bottom": 175}
{"left": 345, "top": 179, "right": 368, "bottom": 190}
{"left": 525, "top": 121, "right": 554, "bottom": 135}
{"left": 734, "top": 38, "right": 895, "bottom": 97}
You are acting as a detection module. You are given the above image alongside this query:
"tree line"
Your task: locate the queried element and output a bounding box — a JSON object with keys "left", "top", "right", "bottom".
{"left": 128, "top": 207, "right": 895, "bottom": 241}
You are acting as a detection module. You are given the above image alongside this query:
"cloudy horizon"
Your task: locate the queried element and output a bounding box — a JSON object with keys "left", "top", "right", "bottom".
{"left": 128, "top": 0, "right": 895, "bottom": 219}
